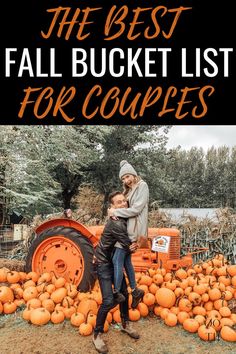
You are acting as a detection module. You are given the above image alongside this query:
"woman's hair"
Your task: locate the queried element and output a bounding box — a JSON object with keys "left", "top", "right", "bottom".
{"left": 123, "top": 175, "right": 141, "bottom": 196}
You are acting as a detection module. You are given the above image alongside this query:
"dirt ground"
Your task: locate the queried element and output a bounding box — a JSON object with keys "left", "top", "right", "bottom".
{"left": 0, "top": 310, "right": 235, "bottom": 354}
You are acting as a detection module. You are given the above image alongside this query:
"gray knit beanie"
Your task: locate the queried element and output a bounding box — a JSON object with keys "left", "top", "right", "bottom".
{"left": 119, "top": 160, "right": 137, "bottom": 179}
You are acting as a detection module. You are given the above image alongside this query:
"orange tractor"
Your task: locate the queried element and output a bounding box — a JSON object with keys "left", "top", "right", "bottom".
{"left": 25, "top": 218, "right": 203, "bottom": 292}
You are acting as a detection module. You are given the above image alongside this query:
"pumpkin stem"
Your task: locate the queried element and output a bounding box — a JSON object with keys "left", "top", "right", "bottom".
{"left": 50, "top": 270, "right": 58, "bottom": 279}
{"left": 160, "top": 259, "right": 163, "bottom": 269}
{"left": 65, "top": 297, "right": 70, "bottom": 308}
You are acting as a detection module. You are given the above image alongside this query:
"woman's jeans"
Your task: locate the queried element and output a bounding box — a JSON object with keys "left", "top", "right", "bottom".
{"left": 94, "top": 263, "right": 129, "bottom": 334}
{"left": 112, "top": 247, "right": 136, "bottom": 291}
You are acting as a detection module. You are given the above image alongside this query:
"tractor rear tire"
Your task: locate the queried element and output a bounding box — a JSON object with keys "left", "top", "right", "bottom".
{"left": 25, "top": 226, "right": 96, "bottom": 292}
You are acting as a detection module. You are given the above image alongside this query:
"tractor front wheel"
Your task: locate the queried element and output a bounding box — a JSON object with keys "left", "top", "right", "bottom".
{"left": 25, "top": 226, "right": 96, "bottom": 292}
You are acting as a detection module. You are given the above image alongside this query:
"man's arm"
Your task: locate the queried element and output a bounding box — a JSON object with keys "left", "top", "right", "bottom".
{"left": 112, "top": 220, "right": 131, "bottom": 252}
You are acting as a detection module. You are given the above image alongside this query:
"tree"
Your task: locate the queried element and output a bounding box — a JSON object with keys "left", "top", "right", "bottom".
{"left": 1, "top": 126, "right": 110, "bottom": 217}
{"left": 85, "top": 126, "right": 170, "bottom": 216}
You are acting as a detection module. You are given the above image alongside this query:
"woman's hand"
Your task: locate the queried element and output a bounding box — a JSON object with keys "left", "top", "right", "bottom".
{"left": 108, "top": 207, "right": 115, "bottom": 217}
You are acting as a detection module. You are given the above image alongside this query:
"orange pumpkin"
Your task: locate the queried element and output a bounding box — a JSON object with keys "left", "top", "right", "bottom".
{"left": 0, "top": 301, "right": 3, "bottom": 314}
{"left": 219, "top": 306, "right": 231, "bottom": 317}
{"left": 70, "top": 312, "right": 85, "bottom": 327}
{"left": 198, "top": 324, "right": 216, "bottom": 341}
{"left": 30, "top": 307, "right": 51, "bottom": 325}
{"left": 50, "top": 287, "right": 67, "bottom": 304}
{"left": 42, "top": 299, "right": 55, "bottom": 312}
{"left": 128, "top": 308, "right": 141, "bottom": 321}
{"left": 220, "top": 325, "right": 236, "bottom": 342}
{"left": 152, "top": 274, "right": 163, "bottom": 285}
{"left": 22, "top": 307, "right": 32, "bottom": 321}
{"left": 227, "top": 265, "right": 236, "bottom": 277}
{"left": 183, "top": 319, "right": 199, "bottom": 333}
{"left": 50, "top": 310, "right": 65, "bottom": 324}
{"left": 26, "top": 272, "right": 39, "bottom": 283}
{"left": 63, "top": 305, "right": 76, "bottom": 319}
{"left": 143, "top": 293, "right": 155, "bottom": 306}
{"left": 137, "top": 302, "right": 149, "bottom": 317}
{"left": 177, "top": 311, "right": 190, "bottom": 324}
{"left": 79, "top": 322, "right": 93, "bottom": 336}
{"left": 175, "top": 268, "right": 187, "bottom": 280}
{"left": 27, "top": 298, "right": 42, "bottom": 309}
{"left": 178, "top": 298, "right": 192, "bottom": 313}
{"left": 155, "top": 288, "right": 176, "bottom": 308}
{"left": 0, "top": 268, "right": 8, "bottom": 282}
{"left": 0, "top": 286, "right": 14, "bottom": 303}
{"left": 106, "top": 312, "right": 113, "bottom": 324}
{"left": 194, "top": 315, "right": 205, "bottom": 325}
{"left": 148, "top": 283, "right": 158, "bottom": 295}
{"left": 220, "top": 318, "right": 234, "bottom": 327}
{"left": 87, "top": 312, "right": 97, "bottom": 328}
{"left": 6, "top": 271, "right": 21, "bottom": 284}
{"left": 3, "top": 301, "right": 17, "bottom": 314}
{"left": 54, "top": 277, "right": 67, "bottom": 289}
{"left": 139, "top": 275, "right": 153, "bottom": 287}
{"left": 77, "top": 298, "right": 98, "bottom": 317}
{"left": 153, "top": 305, "right": 163, "bottom": 317}
{"left": 112, "top": 309, "right": 121, "bottom": 323}
{"left": 164, "top": 313, "right": 177, "bottom": 327}
{"left": 103, "top": 320, "right": 109, "bottom": 333}
{"left": 23, "top": 286, "right": 38, "bottom": 301}
{"left": 208, "top": 288, "right": 221, "bottom": 301}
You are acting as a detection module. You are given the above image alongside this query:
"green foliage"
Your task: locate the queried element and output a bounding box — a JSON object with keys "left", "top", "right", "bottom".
{"left": 1, "top": 126, "right": 236, "bottom": 223}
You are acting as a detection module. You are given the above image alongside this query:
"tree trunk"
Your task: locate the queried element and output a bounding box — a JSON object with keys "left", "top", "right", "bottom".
{"left": 102, "top": 191, "right": 110, "bottom": 219}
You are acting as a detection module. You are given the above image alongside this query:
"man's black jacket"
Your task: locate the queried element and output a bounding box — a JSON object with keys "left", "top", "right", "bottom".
{"left": 94, "top": 217, "right": 131, "bottom": 264}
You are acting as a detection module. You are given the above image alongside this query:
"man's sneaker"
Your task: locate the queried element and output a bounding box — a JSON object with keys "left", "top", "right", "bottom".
{"left": 121, "top": 321, "right": 140, "bottom": 339}
{"left": 131, "top": 287, "right": 144, "bottom": 308}
{"left": 113, "top": 290, "right": 125, "bottom": 303}
{"left": 92, "top": 333, "right": 108, "bottom": 353}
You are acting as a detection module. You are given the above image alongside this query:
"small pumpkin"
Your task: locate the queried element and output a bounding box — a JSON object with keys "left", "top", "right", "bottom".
{"left": 112, "top": 309, "right": 121, "bottom": 323}
{"left": 70, "top": 312, "right": 85, "bottom": 327}
{"left": 50, "top": 287, "right": 67, "bottom": 304}
{"left": 220, "top": 325, "right": 236, "bottom": 342}
{"left": 0, "top": 286, "right": 14, "bottom": 303}
{"left": 155, "top": 288, "right": 176, "bottom": 309}
{"left": 177, "top": 311, "right": 190, "bottom": 324}
{"left": 50, "top": 310, "right": 65, "bottom": 324}
{"left": 0, "top": 268, "right": 8, "bottom": 282}
{"left": 198, "top": 324, "right": 216, "bottom": 341}
{"left": 79, "top": 322, "right": 93, "bottom": 336}
{"left": 6, "top": 271, "right": 21, "bottom": 284}
{"left": 137, "top": 302, "right": 149, "bottom": 317}
{"left": 30, "top": 307, "right": 51, "bottom": 325}
{"left": 183, "top": 318, "right": 199, "bottom": 333}
{"left": 164, "top": 313, "right": 177, "bottom": 327}
{"left": 3, "top": 301, "right": 17, "bottom": 314}
{"left": 143, "top": 293, "right": 155, "bottom": 306}
{"left": 128, "top": 308, "right": 141, "bottom": 321}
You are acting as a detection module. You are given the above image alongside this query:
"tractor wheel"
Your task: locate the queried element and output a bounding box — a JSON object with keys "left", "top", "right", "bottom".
{"left": 25, "top": 226, "right": 96, "bottom": 292}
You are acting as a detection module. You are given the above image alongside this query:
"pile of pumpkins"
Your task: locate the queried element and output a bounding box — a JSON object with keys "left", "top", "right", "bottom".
{"left": 0, "top": 254, "right": 236, "bottom": 342}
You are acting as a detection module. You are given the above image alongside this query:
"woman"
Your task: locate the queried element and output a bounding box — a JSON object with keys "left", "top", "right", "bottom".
{"left": 108, "top": 160, "right": 149, "bottom": 308}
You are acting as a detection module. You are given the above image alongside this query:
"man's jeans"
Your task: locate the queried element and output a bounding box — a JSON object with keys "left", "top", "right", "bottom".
{"left": 112, "top": 247, "right": 136, "bottom": 291}
{"left": 94, "top": 263, "right": 129, "bottom": 334}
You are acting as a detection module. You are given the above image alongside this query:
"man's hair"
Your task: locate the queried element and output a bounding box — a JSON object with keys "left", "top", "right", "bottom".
{"left": 108, "top": 191, "right": 123, "bottom": 205}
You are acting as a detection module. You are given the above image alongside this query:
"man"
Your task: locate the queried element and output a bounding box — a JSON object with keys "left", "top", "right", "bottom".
{"left": 92, "top": 191, "right": 140, "bottom": 354}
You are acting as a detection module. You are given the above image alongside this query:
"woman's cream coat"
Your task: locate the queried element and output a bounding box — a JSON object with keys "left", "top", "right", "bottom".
{"left": 113, "top": 179, "right": 149, "bottom": 243}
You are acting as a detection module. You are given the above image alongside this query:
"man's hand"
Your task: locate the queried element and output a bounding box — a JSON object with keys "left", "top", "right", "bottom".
{"left": 129, "top": 242, "right": 138, "bottom": 253}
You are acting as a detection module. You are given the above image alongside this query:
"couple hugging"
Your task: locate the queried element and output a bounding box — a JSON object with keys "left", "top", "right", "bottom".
{"left": 93, "top": 160, "right": 149, "bottom": 353}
